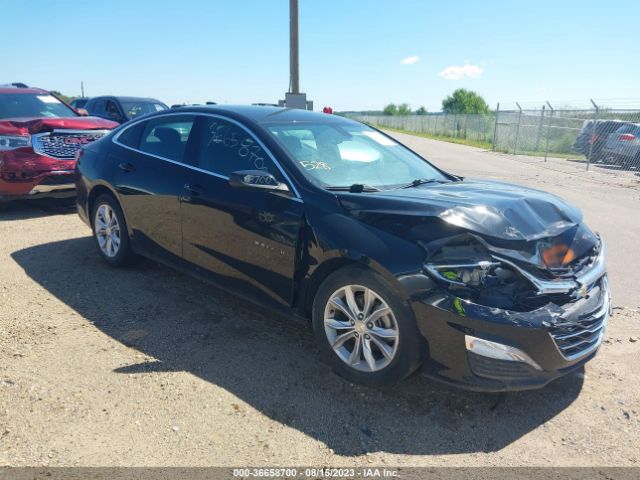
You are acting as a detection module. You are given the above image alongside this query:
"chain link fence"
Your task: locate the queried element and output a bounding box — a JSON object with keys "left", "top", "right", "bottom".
{"left": 353, "top": 113, "right": 496, "bottom": 146}
{"left": 350, "top": 101, "right": 640, "bottom": 172}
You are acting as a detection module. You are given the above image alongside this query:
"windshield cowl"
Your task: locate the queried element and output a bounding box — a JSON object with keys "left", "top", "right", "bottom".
{"left": 325, "top": 184, "right": 381, "bottom": 193}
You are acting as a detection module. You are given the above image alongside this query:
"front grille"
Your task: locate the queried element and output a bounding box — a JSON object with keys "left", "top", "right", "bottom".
{"left": 32, "top": 130, "right": 108, "bottom": 160}
{"left": 549, "top": 283, "right": 609, "bottom": 360}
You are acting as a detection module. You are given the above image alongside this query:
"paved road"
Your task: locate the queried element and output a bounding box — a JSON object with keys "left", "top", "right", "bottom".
{"left": 387, "top": 131, "right": 640, "bottom": 307}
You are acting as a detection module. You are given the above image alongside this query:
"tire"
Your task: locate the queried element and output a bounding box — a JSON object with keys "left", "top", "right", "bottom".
{"left": 91, "top": 194, "right": 135, "bottom": 267}
{"left": 587, "top": 148, "right": 603, "bottom": 163}
{"left": 312, "top": 266, "right": 424, "bottom": 387}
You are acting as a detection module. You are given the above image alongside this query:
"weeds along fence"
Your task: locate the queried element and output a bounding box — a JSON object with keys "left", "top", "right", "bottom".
{"left": 353, "top": 113, "right": 496, "bottom": 146}
{"left": 350, "top": 101, "right": 640, "bottom": 171}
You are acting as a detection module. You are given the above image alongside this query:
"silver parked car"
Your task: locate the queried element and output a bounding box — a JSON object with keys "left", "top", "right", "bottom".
{"left": 601, "top": 123, "right": 640, "bottom": 169}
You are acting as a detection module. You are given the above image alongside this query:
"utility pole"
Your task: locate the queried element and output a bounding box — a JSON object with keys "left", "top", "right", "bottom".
{"left": 280, "top": 0, "right": 312, "bottom": 109}
{"left": 81, "top": 81, "right": 85, "bottom": 98}
{"left": 289, "top": 0, "right": 299, "bottom": 95}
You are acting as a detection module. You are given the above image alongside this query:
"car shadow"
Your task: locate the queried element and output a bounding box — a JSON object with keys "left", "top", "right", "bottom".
{"left": 0, "top": 198, "right": 76, "bottom": 220}
{"left": 566, "top": 159, "right": 640, "bottom": 173}
{"left": 11, "top": 237, "right": 585, "bottom": 456}
{"left": 590, "top": 163, "right": 638, "bottom": 171}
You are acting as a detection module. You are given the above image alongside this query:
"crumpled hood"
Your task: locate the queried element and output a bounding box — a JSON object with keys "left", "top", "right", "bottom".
{"left": 337, "top": 179, "right": 583, "bottom": 242}
{"left": 0, "top": 116, "right": 118, "bottom": 135}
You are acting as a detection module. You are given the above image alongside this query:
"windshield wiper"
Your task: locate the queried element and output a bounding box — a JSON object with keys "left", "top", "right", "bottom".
{"left": 398, "top": 178, "right": 446, "bottom": 189}
{"left": 325, "top": 184, "right": 381, "bottom": 193}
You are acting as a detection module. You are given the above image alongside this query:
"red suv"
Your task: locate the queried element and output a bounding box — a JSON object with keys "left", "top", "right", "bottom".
{"left": 0, "top": 84, "right": 118, "bottom": 207}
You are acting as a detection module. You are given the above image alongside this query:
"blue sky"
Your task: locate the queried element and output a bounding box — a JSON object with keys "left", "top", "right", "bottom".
{"left": 2, "top": 0, "right": 638, "bottom": 111}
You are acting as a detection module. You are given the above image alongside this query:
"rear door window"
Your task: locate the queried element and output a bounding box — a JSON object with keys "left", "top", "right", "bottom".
{"left": 117, "top": 122, "right": 144, "bottom": 148}
{"left": 137, "top": 116, "right": 196, "bottom": 163}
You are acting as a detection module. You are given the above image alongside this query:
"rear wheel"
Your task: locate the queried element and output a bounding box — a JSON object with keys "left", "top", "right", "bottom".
{"left": 587, "top": 147, "right": 603, "bottom": 163}
{"left": 91, "top": 194, "right": 135, "bottom": 267}
{"left": 312, "top": 266, "right": 424, "bottom": 387}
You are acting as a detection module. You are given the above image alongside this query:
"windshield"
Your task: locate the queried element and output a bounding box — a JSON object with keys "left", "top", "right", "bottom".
{"left": 0, "top": 93, "right": 78, "bottom": 119}
{"left": 121, "top": 101, "right": 168, "bottom": 119}
{"left": 265, "top": 122, "right": 449, "bottom": 189}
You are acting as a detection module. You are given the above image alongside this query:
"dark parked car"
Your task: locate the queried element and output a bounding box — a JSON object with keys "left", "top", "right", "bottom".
{"left": 573, "top": 119, "right": 629, "bottom": 161}
{"left": 75, "top": 106, "right": 610, "bottom": 391}
{"left": 85, "top": 96, "right": 168, "bottom": 124}
{"left": 69, "top": 98, "right": 89, "bottom": 110}
{"left": 600, "top": 123, "right": 640, "bottom": 169}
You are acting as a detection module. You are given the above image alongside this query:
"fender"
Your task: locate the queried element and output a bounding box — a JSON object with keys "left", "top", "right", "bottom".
{"left": 293, "top": 196, "right": 426, "bottom": 314}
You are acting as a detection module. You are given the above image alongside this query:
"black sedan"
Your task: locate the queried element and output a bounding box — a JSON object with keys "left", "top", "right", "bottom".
{"left": 75, "top": 106, "right": 610, "bottom": 391}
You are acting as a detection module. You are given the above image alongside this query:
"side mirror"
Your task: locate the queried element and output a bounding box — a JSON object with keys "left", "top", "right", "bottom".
{"left": 229, "top": 170, "right": 290, "bottom": 192}
{"left": 76, "top": 108, "right": 89, "bottom": 116}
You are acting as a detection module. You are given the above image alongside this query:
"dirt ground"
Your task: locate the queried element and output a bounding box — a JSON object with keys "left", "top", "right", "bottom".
{"left": 1, "top": 136, "right": 639, "bottom": 467}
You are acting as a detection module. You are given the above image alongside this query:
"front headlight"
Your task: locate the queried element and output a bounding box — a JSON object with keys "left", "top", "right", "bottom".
{"left": 422, "top": 238, "right": 537, "bottom": 310}
{"left": 424, "top": 260, "right": 502, "bottom": 287}
{"left": 422, "top": 237, "right": 505, "bottom": 288}
{"left": 0, "top": 135, "right": 31, "bottom": 150}
{"left": 425, "top": 258, "right": 538, "bottom": 311}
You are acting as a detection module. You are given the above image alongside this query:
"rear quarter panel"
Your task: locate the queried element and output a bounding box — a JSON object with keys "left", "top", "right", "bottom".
{"left": 75, "top": 137, "right": 117, "bottom": 224}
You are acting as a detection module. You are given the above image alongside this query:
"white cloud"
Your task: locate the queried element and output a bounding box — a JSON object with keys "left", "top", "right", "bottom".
{"left": 400, "top": 55, "right": 419, "bottom": 65}
{"left": 439, "top": 63, "right": 484, "bottom": 80}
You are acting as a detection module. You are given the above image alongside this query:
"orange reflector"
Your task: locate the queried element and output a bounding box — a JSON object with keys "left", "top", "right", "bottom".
{"left": 542, "top": 244, "right": 575, "bottom": 267}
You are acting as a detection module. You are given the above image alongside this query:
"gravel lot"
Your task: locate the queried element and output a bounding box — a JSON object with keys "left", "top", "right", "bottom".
{"left": 1, "top": 136, "right": 639, "bottom": 467}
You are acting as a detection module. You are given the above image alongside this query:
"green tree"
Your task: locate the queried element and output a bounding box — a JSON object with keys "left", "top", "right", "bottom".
{"left": 415, "top": 106, "right": 427, "bottom": 115}
{"left": 441, "top": 89, "right": 489, "bottom": 114}
{"left": 383, "top": 103, "right": 398, "bottom": 116}
{"left": 397, "top": 103, "right": 412, "bottom": 116}
{"left": 50, "top": 90, "right": 75, "bottom": 104}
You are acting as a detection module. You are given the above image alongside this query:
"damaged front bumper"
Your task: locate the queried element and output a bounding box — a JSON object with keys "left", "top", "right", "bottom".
{"left": 0, "top": 144, "right": 80, "bottom": 202}
{"left": 403, "top": 246, "right": 610, "bottom": 392}
{"left": 0, "top": 169, "right": 76, "bottom": 202}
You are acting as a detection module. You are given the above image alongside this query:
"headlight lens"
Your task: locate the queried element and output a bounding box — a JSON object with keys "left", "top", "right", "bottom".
{"left": 425, "top": 260, "right": 502, "bottom": 287}
{"left": 423, "top": 239, "right": 506, "bottom": 288}
{"left": 0, "top": 135, "right": 31, "bottom": 150}
{"left": 424, "top": 254, "right": 532, "bottom": 310}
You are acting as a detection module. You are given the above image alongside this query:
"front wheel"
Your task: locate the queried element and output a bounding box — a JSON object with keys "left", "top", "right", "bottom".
{"left": 91, "top": 194, "right": 135, "bottom": 267}
{"left": 312, "top": 266, "right": 424, "bottom": 387}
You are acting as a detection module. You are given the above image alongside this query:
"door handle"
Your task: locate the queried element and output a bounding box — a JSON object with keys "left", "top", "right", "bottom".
{"left": 183, "top": 183, "right": 205, "bottom": 195}
{"left": 118, "top": 162, "right": 135, "bottom": 172}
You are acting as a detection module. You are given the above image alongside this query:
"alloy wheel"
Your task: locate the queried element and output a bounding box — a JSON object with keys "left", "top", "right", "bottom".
{"left": 94, "top": 204, "right": 121, "bottom": 258}
{"left": 323, "top": 285, "right": 399, "bottom": 372}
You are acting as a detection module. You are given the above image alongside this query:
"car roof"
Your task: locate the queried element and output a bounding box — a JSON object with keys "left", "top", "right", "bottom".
{"left": 595, "top": 120, "right": 634, "bottom": 131}
{"left": 172, "top": 104, "right": 353, "bottom": 125}
{"left": 0, "top": 87, "right": 50, "bottom": 95}
{"left": 596, "top": 119, "right": 626, "bottom": 124}
{"left": 90, "top": 95, "right": 164, "bottom": 103}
